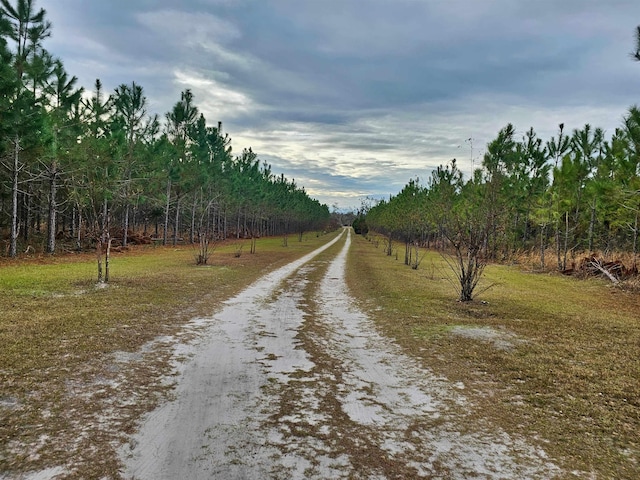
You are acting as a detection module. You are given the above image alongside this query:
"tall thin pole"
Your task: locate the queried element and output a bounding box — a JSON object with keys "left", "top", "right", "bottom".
{"left": 465, "top": 137, "right": 474, "bottom": 178}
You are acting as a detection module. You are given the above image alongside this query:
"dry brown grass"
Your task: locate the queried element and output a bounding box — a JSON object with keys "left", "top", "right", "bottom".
{"left": 346, "top": 233, "right": 640, "bottom": 479}
{"left": 0, "top": 232, "right": 337, "bottom": 478}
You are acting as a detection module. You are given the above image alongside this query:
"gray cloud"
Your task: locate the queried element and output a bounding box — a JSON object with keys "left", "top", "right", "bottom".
{"left": 44, "top": 0, "right": 640, "bottom": 208}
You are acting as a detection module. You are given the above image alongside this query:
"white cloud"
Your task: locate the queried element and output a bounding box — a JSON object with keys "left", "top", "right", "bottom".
{"left": 173, "top": 70, "right": 259, "bottom": 120}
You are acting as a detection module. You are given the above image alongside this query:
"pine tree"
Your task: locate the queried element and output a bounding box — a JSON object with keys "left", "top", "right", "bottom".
{"left": 0, "top": 0, "right": 50, "bottom": 256}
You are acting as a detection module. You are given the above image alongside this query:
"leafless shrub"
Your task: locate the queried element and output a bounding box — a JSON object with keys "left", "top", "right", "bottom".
{"left": 195, "top": 232, "right": 215, "bottom": 265}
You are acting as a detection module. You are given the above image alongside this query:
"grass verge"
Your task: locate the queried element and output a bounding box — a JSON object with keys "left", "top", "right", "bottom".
{"left": 346, "top": 233, "right": 640, "bottom": 479}
{"left": 0, "top": 232, "right": 338, "bottom": 478}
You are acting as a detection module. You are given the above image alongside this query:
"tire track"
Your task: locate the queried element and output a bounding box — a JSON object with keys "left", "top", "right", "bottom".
{"left": 121, "top": 228, "right": 561, "bottom": 479}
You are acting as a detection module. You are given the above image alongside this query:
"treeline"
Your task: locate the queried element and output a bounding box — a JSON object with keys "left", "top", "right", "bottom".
{"left": 366, "top": 28, "right": 640, "bottom": 278}
{"left": 0, "top": 1, "right": 330, "bottom": 259}
{"left": 365, "top": 119, "right": 640, "bottom": 273}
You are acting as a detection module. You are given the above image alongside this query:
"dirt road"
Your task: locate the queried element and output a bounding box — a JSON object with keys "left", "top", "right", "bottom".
{"left": 120, "top": 229, "right": 560, "bottom": 479}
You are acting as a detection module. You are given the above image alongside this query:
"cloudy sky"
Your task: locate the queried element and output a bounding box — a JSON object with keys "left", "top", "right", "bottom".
{"left": 45, "top": 0, "right": 640, "bottom": 210}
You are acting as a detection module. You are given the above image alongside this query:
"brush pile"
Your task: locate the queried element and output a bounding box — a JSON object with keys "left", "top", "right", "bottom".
{"left": 562, "top": 255, "right": 638, "bottom": 284}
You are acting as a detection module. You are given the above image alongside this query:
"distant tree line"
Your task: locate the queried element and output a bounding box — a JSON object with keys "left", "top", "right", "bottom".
{"left": 0, "top": 0, "right": 330, "bottom": 260}
{"left": 366, "top": 118, "right": 640, "bottom": 279}
{"left": 364, "top": 27, "right": 640, "bottom": 296}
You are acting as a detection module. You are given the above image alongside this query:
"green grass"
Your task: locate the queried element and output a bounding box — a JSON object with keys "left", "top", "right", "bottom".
{"left": 346, "top": 233, "right": 640, "bottom": 479}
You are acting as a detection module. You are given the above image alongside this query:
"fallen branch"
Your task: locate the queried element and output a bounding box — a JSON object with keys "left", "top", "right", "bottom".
{"left": 589, "top": 260, "right": 620, "bottom": 284}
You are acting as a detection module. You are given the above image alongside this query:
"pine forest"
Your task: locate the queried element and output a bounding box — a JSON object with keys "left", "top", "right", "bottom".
{"left": 0, "top": 2, "right": 330, "bottom": 267}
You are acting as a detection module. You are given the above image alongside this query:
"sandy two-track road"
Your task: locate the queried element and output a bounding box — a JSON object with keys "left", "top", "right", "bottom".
{"left": 120, "top": 228, "right": 560, "bottom": 479}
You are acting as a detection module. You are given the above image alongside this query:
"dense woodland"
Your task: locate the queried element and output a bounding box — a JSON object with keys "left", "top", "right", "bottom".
{"left": 0, "top": 1, "right": 330, "bottom": 264}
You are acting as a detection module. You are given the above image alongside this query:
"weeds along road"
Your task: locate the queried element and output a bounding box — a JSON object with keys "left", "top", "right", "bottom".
{"left": 120, "top": 228, "right": 560, "bottom": 479}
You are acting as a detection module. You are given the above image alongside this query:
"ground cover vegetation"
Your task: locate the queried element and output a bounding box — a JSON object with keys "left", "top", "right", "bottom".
{"left": 0, "top": 231, "right": 339, "bottom": 477}
{"left": 0, "top": 1, "right": 330, "bottom": 273}
{"left": 346, "top": 234, "right": 640, "bottom": 478}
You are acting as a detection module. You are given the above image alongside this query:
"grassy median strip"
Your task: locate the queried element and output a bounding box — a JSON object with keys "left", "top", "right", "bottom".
{"left": 0, "top": 232, "right": 337, "bottom": 477}
{"left": 345, "top": 233, "right": 640, "bottom": 479}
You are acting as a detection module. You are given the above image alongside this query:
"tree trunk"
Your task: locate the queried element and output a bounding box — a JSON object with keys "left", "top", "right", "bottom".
{"left": 46, "top": 163, "right": 58, "bottom": 254}
{"left": 404, "top": 241, "right": 410, "bottom": 266}
{"left": 104, "top": 235, "right": 112, "bottom": 283}
{"left": 173, "top": 195, "right": 180, "bottom": 246}
{"left": 10, "top": 136, "right": 20, "bottom": 258}
{"left": 163, "top": 178, "right": 171, "bottom": 246}
{"left": 71, "top": 205, "right": 76, "bottom": 240}
{"left": 283, "top": 220, "right": 289, "bottom": 247}
{"left": 540, "top": 223, "right": 546, "bottom": 269}
{"left": 206, "top": 203, "right": 212, "bottom": 239}
{"left": 243, "top": 211, "right": 247, "bottom": 238}
{"left": 132, "top": 200, "right": 138, "bottom": 234}
{"left": 556, "top": 217, "right": 562, "bottom": 271}
{"left": 123, "top": 202, "right": 130, "bottom": 247}
{"left": 97, "top": 235, "right": 103, "bottom": 282}
{"left": 449, "top": 243, "right": 486, "bottom": 302}
{"left": 23, "top": 182, "right": 31, "bottom": 243}
{"left": 522, "top": 209, "right": 530, "bottom": 246}
{"left": 190, "top": 191, "right": 197, "bottom": 244}
{"left": 563, "top": 212, "right": 569, "bottom": 271}
{"left": 98, "top": 199, "right": 110, "bottom": 283}
{"left": 122, "top": 170, "right": 132, "bottom": 247}
{"left": 76, "top": 206, "right": 82, "bottom": 251}
{"left": 216, "top": 207, "right": 221, "bottom": 240}
{"left": 411, "top": 243, "right": 420, "bottom": 270}
{"left": 632, "top": 211, "right": 638, "bottom": 270}
{"left": 587, "top": 200, "right": 596, "bottom": 253}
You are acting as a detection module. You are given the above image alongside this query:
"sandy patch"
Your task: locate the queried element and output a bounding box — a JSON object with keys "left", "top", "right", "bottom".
{"left": 450, "top": 325, "right": 524, "bottom": 350}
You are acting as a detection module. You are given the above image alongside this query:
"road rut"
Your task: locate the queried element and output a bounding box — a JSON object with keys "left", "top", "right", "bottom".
{"left": 120, "top": 228, "right": 560, "bottom": 479}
